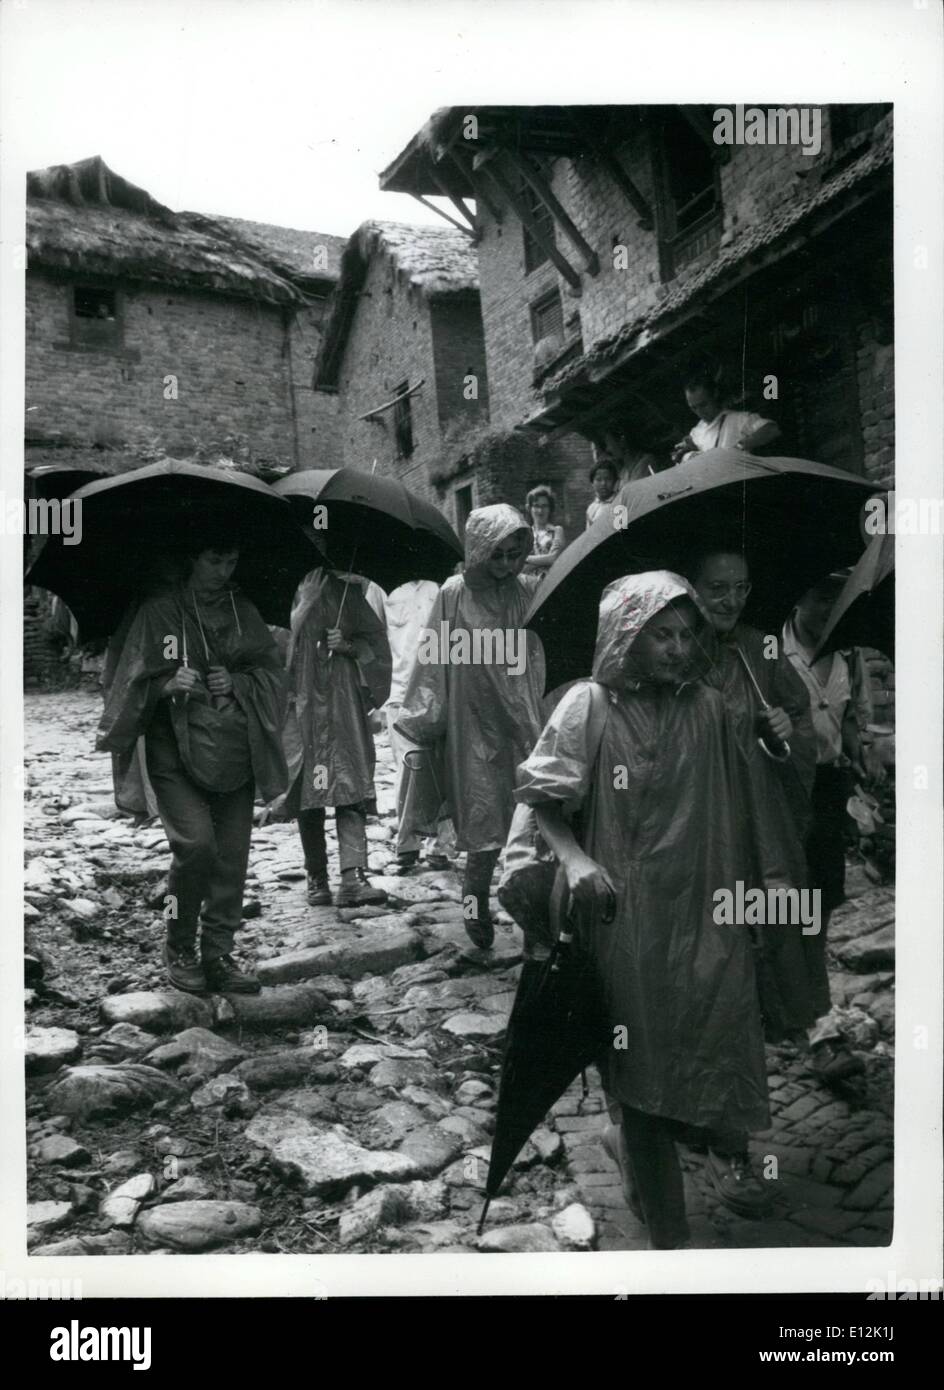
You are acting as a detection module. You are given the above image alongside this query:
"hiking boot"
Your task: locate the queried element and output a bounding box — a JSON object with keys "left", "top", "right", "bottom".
{"left": 162, "top": 939, "right": 206, "bottom": 994}
{"left": 336, "top": 870, "right": 387, "bottom": 908}
{"left": 425, "top": 852, "right": 451, "bottom": 871}
{"left": 706, "top": 1149, "right": 773, "bottom": 1219}
{"left": 203, "top": 953, "right": 261, "bottom": 995}
{"left": 307, "top": 874, "right": 332, "bottom": 906}
{"left": 395, "top": 851, "right": 420, "bottom": 876}
{"left": 601, "top": 1123, "right": 645, "bottom": 1223}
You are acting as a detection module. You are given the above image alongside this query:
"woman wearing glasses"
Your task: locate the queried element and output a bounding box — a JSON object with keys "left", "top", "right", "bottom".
{"left": 685, "top": 546, "right": 818, "bottom": 1219}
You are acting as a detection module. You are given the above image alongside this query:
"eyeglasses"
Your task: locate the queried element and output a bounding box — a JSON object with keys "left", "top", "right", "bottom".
{"left": 702, "top": 581, "right": 752, "bottom": 600}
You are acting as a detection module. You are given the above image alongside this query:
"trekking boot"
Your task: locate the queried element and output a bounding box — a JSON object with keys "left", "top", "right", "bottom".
{"left": 809, "top": 1039, "right": 865, "bottom": 1083}
{"left": 425, "top": 852, "right": 451, "bottom": 872}
{"left": 706, "top": 1149, "right": 773, "bottom": 1219}
{"left": 462, "top": 890, "right": 495, "bottom": 950}
{"left": 307, "top": 873, "right": 332, "bottom": 906}
{"left": 395, "top": 851, "right": 420, "bottom": 876}
{"left": 162, "top": 939, "right": 207, "bottom": 994}
{"left": 203, "top": 953, "right": 262, "bottom": 995}
{"left": 336, "top": 869, "right": 388, "bottom": 908}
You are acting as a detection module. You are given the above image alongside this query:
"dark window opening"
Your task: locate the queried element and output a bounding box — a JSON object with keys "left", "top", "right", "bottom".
{"left": 455, "top": 484, "right": 473, "bottom": 537}
{"left": 393, "top": 380, "right": 414, "bottom": 458}
{"left": 522, "top": 176, "right": 554, "bottom": 274}
{"left": 74, "top": 286, "right": 117, "bottom": 320}
{"left": 530, "top": 288, "right": 564, "bottom": 346}
{"left": 829, "top": 103, "right": 891, "bottom": 150}
{"left": 71, "top": 284, "right": 122, "bottom": 349}
{"left": 655, "top": 108, "right": 722, "bottom": 280}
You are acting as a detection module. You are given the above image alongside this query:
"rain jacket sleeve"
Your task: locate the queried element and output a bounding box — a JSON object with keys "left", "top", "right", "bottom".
{"left": 514, "top": 682, "right": 597, "bottom": 817}
{"left": 393, "top": 577, "right": 460, "bottom": 746}
{"left": 348, "top": 594, "right": 392, "bottom": 712}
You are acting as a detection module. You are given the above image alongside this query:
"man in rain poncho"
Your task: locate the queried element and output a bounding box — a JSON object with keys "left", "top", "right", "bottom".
{"left": 395, "top": 504, "right": 546, "bottom": 948}
{"left": 277, "top": 549, "right": 392, "bottom": 908}
{"left": 515, "top": 572, "right": 769, "bottom": 1248}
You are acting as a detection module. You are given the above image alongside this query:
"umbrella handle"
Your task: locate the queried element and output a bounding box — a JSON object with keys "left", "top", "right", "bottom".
{"left": 476, "top": 1196, "right": 492, "bottom": 1236}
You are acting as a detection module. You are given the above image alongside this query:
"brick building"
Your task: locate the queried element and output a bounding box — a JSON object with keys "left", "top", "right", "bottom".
{"left": 381, "top": 103, "right": 893, "bottom": 492}
{"left": 23, "top": 156, "right": 345, "bottom": 682}
{"left": 312, "top": 219, "right": 489, "bottom": 534}
{"left": 25, "top": 156, "right": 345, "bottom": 488}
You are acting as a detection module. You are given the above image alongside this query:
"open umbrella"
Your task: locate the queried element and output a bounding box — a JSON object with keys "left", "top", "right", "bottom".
{"left": 813, "top": 532, "right": 894, "bottom": 662}
{"left": 479, "top": 901, "right": 610, "bottom": 1232}
{"left": 527, "top": 450, "right": 875, "bottom": 691}
{"left": 25, "top": 460, "right": 319, "bottom": 641}
{"left": 274, "top": 468, "right": 462, "bottom": 593}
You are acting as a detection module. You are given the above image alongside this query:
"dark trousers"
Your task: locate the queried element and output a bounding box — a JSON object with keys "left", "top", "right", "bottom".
{"left": 145, "top": 709, "right": 254, "bottom": 961}
{"left": 298, "top": 805, "right": 367, "bottom": 875}
{"left": 620, "top": 1105, "right": 691, "bottom": 1249}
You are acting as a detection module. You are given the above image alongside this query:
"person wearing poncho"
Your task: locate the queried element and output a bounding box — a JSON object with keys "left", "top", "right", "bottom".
{"left": 276, "top": 558, "right": 392, "bottom": 909}
{"left": 689, "top": 547, "right": 817, "bottom": 1216}
{"left": 515, "top": 571, "right": 769, "bottom": 1249}
{"left": 96, "top": 537, "right": 288, "bottom": 995}
{"left": 395, "top": 504, "right": 546, "bottom": 948}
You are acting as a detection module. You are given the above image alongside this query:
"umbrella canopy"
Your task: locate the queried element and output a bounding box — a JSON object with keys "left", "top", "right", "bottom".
{"left": 274, "top": 468, "right": 462, "bottom": 592}
{"left": 480, "top": 920, "right": 609, "bottom": 1229}
{"left": 25, "top": 460, "right": 319, "bottom": 641}
{"left": 813, "top": 532, "right": 895, "bottom": 662}
{"left": 527, "top": 450, "right": 876, "bottom": 691}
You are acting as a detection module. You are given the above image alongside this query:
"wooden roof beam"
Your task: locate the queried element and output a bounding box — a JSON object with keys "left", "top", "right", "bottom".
{"left": 509, "top": 151, "right": 599, "bottom": 276}
{"left": 407, "top": 192, "right": 474, "bottom": 238}
{"left": 478, "top": 158, "right": 583, "bottom": 293}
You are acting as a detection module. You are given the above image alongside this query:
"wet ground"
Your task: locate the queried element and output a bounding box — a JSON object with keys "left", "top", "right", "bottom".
{"left": 24, "top": 690, "right": 894, "bottom": 1256}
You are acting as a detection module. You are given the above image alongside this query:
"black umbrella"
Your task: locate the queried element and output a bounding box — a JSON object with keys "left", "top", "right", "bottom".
{"left": 25, "top": 460, "right": 319, "bottom": 641}
{"left": 274, "top": 468, "right": 462, "bottom": 593}
{"left": 527, "top": 450, "right": 875, "bottom": 691}
{"left": 479, "top": 908, "right": 610, "bottom": 1232}
{"left": 813, "top": 533, "right": 894, "bottom": 662}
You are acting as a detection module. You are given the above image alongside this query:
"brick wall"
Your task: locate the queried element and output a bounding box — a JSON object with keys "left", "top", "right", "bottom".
{"left": 472, "top": 430, "right": 594, "bottom": 543}
{"left": 25, "top": 269, "right": 332, "bottom": 471}
{"left": 855, "top": 324, "right": 895, "bottom": 489}
{"left": 331, "top": 254, "right": 489, "bottom": 504}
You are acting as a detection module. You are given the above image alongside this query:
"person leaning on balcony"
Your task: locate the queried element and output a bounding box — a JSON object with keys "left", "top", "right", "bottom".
{"left": 523, "top": 485, "right": 566, "bottom": 576}
{"left": 672, "top": 360, "right": 781, "bottom": 464}
{"left": 593, "top": 429, "right": 659, "bottom": 490}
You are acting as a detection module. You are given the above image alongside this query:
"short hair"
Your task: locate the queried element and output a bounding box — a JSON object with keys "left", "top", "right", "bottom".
{"left": 525, "top": 484, "right": 556, "bottom": 518}
{"left": 590, "top": 459, "right": 618, "bottom": 483}
{"left": 683, "top": 544, "right": 749, "bottom": 586}
{"left": 683, "top": 356, "right": 724, "bottom": 396}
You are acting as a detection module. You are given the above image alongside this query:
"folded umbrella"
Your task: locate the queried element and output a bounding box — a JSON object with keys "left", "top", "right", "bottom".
{"left": 479, "top": 895, "right": 610, "bottom": 1232}
{"left": 274, "top": 468, "right": 462, "bottom": 593}
{"left": 25, "top": 460, "right": 319, "bottom": 641}
{"left": 813, "top": 532, "right": 894, "bottom": 662}
{"left": 527, "top": 450, "right": 875, "bottom": 691}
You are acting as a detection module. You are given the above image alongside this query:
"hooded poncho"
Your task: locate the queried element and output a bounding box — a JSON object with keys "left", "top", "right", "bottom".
{"left": 96, "top": 584, "right": 288, "bottom": 803}
{"left": 395, "top": 504, "right": 547, "bottom": 853}
{"left": 515, "top": 571, "right": 769, "bottom": 1132}
{"left": 278, "top": 567, "right": 392, "bottom": 813}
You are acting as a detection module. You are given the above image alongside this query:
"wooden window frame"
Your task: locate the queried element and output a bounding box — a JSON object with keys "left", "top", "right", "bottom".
{"left": 651, "top": 109, "right": 723, "bottom": 282}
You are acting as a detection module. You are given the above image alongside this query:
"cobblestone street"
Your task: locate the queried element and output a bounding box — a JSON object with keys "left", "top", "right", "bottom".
{"left": 25, "top": 690, "right": 894, "bottom": 1257}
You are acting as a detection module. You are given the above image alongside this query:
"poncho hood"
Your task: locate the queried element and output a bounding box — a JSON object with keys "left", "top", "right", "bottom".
{"left": 592, "top": 570, "right": 711, "bottom": 689}
{"left": 463, "top": 504, "right": 531, "bottom": 587}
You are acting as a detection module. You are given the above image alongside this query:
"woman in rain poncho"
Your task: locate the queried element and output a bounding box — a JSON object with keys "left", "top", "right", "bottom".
{"left": 688, "top": 547, "right": 818, "bottom": 1215}
{"left": 516, "top": 572, "right": 769, "bottom": 1249}
{"left": 277, "top": 550, "right": 392, "bottom": 908}
{"left": 395, "top": 504, "right": 546, "bottom": 948}
{"left": 97, "top": 530, "right": 288, "bottom": 996}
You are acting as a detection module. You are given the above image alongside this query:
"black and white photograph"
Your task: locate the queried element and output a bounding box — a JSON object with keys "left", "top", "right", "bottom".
{"left": 1, "top": 0, "right": 941, "bottom": 1329}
